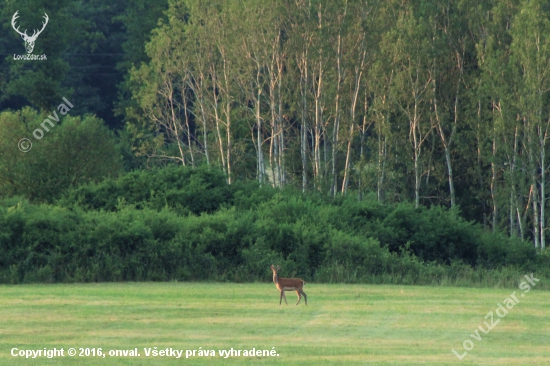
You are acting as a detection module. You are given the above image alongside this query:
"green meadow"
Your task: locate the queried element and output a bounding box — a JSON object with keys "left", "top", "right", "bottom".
{"left": 1, "top": 282, "right": 548, "bottom": 365}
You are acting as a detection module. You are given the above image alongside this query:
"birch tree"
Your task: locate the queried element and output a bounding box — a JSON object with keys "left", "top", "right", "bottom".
{"left": 385, "top": 5, "right": 434, "bottom": 207}
{"left": 510, "top": 0, "right": 550, "bottom": 250}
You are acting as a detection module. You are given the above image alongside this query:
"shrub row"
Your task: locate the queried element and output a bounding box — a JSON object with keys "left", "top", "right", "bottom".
{"left": 1, "top": 189, "right": 548, "bottom": 287}
{"left": 58, "top": 165, "right": 278, "bottom": 215}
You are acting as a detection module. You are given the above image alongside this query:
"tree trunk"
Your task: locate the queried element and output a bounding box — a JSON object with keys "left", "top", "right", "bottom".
{"left": 299, "top": 54, "right": 309, "bottom": 192}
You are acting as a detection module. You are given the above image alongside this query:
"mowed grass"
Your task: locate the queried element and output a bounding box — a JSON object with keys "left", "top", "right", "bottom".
{"left": 0, "top": 282, "right": 549, "bottom": 365}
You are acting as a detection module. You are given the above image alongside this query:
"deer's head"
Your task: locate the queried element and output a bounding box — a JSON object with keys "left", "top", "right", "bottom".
{"left": 11, "top": 11, "right": 49, "bottom": 54}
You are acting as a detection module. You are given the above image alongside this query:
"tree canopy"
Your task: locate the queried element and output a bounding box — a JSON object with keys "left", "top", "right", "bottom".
{"left": 1, "top": 0, "right": 550, "bottom": 250}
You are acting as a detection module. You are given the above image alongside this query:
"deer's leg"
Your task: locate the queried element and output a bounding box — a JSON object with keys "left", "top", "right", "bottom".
{"left": 300, "top": 289, "right": 307, "bottom": 306}
{"left": 295, "top": 290, "right": 302, "bottom": 305}
{"left": 280, "top": 291, "right": 288, "bottom": 305}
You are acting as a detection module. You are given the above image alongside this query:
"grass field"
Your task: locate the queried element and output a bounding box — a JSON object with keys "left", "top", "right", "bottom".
{"left": 1, "top": 282, "right": 549, "bottom": 365}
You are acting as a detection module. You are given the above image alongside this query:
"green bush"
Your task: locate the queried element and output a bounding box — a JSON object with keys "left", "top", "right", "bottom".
{"left": 0, "top": 170, "right": 546, "bottom": 287}
{"left": 477, "top": 232, "right": 537, "bottom": 269}
{"left": 59, "top": 165, "right": 233, "bottom": 215}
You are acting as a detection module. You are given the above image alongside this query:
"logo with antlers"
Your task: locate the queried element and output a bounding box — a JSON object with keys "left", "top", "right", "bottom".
{"left": 11, "top": 11, "right": 49, "bottom": 54}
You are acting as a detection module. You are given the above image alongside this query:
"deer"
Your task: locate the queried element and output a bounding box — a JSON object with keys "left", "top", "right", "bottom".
{"left": 270, "top": 265, "right": 307, "bottom": 306}
{"left": 11, "top": 11, "right": 49, "bottom": 54}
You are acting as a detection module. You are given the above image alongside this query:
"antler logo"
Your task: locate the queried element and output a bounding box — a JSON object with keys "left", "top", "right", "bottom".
{"left": 11, "top": 11, "right": 48, "bottom": 54}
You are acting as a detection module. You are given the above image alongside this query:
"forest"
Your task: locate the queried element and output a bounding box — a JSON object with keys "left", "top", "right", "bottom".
{"left": 1, "top": 0, "right": 550, "bottom": 283}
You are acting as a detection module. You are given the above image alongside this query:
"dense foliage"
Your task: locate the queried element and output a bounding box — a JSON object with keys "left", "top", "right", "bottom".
{"left": 1, "top": 0, "right": 550, "bottom": 250}
{"left": 0, "top": 108, "right": 121, "bottom": 202}
{"left": 0, "top": 166, "right": 547, "bottom": 285}
{"left": 1, "top": 1, "right": 550, "bottom": 284}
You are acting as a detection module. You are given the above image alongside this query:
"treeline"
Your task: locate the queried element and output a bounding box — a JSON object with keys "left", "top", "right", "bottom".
{"left": 0, "top": 108, "right": 121, "bottom": 202}
{"left": 1, "top": 0, "right": 550, "bottom": 250}
{"left": 123, "top": 0, "right": 550, "bottom": 250}
{"left": 1, "top": 166, "right": 548, "bottom": 287}
{"left": 0, "top": 0, "right": 168, "bottom": 129}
